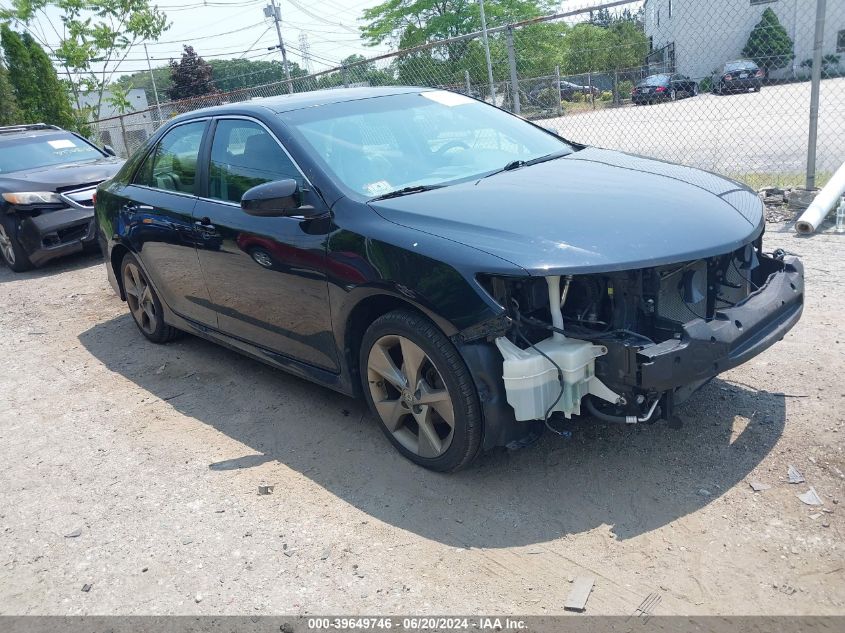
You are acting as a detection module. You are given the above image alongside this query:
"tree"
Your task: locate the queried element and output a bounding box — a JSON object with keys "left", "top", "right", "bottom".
{"left": 360, "top": 0, "right": 552, "bottom": 54}
{"left": 1, "top": 26, "right": 77, "bottom": 128}
{"left": 168, "top": 46, "right": 217, "bottom": 101}
{"left": 604, "top": 20, "right": 649, "bottom": 102}
{"left": 742, "top": 7, "right": 794, "bottom": 74}
{"left": 563, "top": 23, "right": 609, "bottom": 75}
{"left": 590, "top": 7, "right": 613, "bottom": 28}
{"left": 1, "top": 25, "right": 39, "bottom": 121}
{"left": 24, "top": 32, "right": 76, "bottom": 129}
{"left": 209, "top": 58, "right": 309, "bottom": 92}
{"left": 0, "top": 59, "right": 21, "bottom": 125}
{"left": 0, "top": 0, "right": 169, "bottom": 119}
{"left": 114, "top": 65, "right": 172, "bottom": 104}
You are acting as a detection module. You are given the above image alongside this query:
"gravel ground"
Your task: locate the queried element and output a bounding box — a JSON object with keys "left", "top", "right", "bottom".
{"left": 0, "top": 217, "right": 843, "bottom": 616}
{"left": 541, "top": 78, "right": 845, "bottom": 180}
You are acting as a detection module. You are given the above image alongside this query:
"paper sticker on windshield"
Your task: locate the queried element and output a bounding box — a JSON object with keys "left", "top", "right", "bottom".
{"left": 48, "top": 139, "right": 76, "bottom": 149}
{"left": 365, "top": 180, "right": 392, "bottom": 196}
{"left": 421, "top": 90, "right": 474, "bottom": 107}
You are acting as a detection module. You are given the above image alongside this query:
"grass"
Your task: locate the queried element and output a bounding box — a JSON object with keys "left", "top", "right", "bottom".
{"left": 730, "top": 171, "right": 832, "bottom": 190}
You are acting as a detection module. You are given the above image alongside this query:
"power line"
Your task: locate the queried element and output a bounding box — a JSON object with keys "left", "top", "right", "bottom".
{"left": 285, "top": 0, "right": 359, "bottom": 33}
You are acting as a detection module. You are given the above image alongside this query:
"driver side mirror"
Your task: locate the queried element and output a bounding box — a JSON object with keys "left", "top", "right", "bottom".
{"left": 103, "top": 145, "right": 117, "bottom": 156}
{"left": 241, "top": 179, "right": 303, "bottom": 217}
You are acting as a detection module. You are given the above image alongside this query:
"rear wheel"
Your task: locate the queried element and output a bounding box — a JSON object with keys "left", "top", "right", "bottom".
{"left": 359, "top": 309, "right": 482, "bottom": 472}
{"left": 120, "top": 252, "right": 180, "bottom": 344}
{"left": 0, "top": 215, "right": 34, "bottom": 272}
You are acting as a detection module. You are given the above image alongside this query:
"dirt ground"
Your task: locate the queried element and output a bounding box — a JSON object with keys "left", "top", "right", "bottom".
{"left": 0, "top": 218, "right": 843, "bottom": 617}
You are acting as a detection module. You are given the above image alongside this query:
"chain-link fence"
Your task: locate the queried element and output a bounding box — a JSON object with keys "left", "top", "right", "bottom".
{"left": 92, "top": 0, "right": 845, "bottom": 190}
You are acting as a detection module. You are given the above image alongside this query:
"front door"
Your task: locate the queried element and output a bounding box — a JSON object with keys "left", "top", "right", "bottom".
{"left": 123, "top": 119, "right": 217, "bottom": 327}
{"left": 193, "top": 117, "right": 337, "bottom": 371}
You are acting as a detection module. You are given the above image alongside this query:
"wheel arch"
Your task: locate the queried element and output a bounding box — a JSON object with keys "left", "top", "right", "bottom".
{"left": 341, "top": 290, "right": 458, "bottom": 398}
{"left": 110, "top": 242, "right": 131, "bottom": 300}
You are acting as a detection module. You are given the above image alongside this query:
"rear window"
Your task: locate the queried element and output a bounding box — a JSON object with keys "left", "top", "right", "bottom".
{"left": 725, "top": 61, "right": 757, "bottom": 72}
{"left": 0, "top": 133, "right": 104, "bottom": 174}
{"left": 641, "top": 75, "right": 669, "bottom": 86}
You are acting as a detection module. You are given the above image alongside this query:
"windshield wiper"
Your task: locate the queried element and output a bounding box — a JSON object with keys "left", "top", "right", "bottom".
{"left": 369, "top": 184, "right": 443, "bottom": 201}
{"left": 481, "top": 150, "right": 571, "bottom": 180}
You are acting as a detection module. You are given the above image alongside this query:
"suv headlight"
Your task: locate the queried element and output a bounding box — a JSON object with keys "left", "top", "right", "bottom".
{"left": 2, "top": 192, "right": 61, "bottom": 205}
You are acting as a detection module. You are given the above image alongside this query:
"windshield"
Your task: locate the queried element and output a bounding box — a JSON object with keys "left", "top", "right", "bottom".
{"left": 725, "top": 61, "right": 757, "bottom": 72}
{"left": 641, "top": 75, "right": 669, "bottom": 86}
{"left": 0, "top": 132, "right": 104, "bottom": 174}
{"left": 284, "top": 91, "right": 572, "bottom": 198}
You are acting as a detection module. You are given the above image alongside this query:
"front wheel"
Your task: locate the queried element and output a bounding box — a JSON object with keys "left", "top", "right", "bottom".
{"left": 0, "top": 215, "right": 34, "bottom": 272}
{"left": 359, "top": 309, "right": 482, "bottom": 472}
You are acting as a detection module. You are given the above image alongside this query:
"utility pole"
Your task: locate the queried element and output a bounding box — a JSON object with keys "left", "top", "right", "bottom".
{"left": 265, "top": 0, "right": 293, "bottom": 93}
{"left": 805, "top": 0, "right": 825, "bottom": 190}
{"left": 143, "top": 43, "right": 163, "bottom": 121}
{"left": 478, "top": 0, "right": 496, "bottom": 105}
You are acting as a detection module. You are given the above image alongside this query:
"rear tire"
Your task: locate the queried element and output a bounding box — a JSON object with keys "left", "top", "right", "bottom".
{"left": 359, "top": 309, "right": 482, "bottom": 472}
{"left": 120, "top": 252, "right": 181, "bottom": 344}
{"left": 0, "top": 214, "right": 34, "bottom": 272}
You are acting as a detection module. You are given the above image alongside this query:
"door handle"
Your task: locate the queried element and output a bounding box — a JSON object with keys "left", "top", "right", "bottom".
{"left": 194, "top": 218, "right": 215, "bottom": 230}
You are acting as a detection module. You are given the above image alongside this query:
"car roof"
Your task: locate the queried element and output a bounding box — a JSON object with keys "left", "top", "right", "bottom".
{"left": 175, "top": 86, "right": 434, "bottom": 121}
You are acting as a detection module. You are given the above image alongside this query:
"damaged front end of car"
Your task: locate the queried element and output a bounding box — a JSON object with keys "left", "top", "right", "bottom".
{"left": 469, "top": 241, "right": 804, "bottom": 428}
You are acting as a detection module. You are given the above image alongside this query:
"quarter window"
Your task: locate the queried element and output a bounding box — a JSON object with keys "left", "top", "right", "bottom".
{"left": 134, "top": 121, "right": 206, "bottom": 193}
{"left": 208, "top": 119, "right": 301, "bottom": 204}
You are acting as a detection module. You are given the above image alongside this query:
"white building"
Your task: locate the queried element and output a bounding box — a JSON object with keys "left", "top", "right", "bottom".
{"left": 78, "top": 89, "right": 155, "bottom": 157}
{"left": 643, "top": 0, "right": 845, "bottom": 80}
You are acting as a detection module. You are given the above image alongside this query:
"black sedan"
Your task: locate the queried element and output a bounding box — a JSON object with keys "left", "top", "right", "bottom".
{"left": 559, "top": 80, "right": 600, "bottom": 100}
{"left": 96, "top": 87, "right": 803, "bottom": 471}
{"left": 0, "top": 124, "right": 123, "bottom": 271}
{"left": 632, "top": 73, "right": 698, "bottom": 104}
{"left": 712, "top": 60, "right": 764, "bottom": 94}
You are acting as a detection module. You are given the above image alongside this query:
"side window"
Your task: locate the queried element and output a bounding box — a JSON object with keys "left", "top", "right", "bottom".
{"left": 208, "top": 119, "right": 301, "bottom": 204}
{"left": 134, "top": 121, "right": 206, "bottom": 194}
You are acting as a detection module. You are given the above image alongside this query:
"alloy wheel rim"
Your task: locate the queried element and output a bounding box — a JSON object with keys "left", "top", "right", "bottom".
{"left": 0, "top": 224, "right": 15, "bottom": 265}
{"left": 123, "top": 262, "right": 158, "bottom": 335}
{"left": 366, "top": 334, "right": 455, "bottom": 459}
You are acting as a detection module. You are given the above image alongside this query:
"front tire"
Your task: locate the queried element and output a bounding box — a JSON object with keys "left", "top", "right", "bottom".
{"left": 0, "top": 214, "right": 34, "bottom": 272}
{"left": 120, "top": 252, "right": 180, "bottom": 344}
{"left": 359, "top": 309, "right": 482, "bottom": 472}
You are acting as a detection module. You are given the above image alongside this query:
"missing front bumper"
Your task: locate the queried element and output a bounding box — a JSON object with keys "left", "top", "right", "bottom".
{"left": 635, "top": 255, "right": 803, "bottom": 392}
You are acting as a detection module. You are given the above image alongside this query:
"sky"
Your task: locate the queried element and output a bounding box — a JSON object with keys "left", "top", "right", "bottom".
{"left": 0, "top": 0, "right": 390, "bottom": 79}
{"left": 0, "top": 0, "right": 628, "bottom": 86}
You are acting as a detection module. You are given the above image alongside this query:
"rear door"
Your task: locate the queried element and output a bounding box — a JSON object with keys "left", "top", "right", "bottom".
{"left": 121, "top": 119, "right": 218, "bottom": 327}
{"left": 192, "top": 116, "right": 337, "bottom": 370}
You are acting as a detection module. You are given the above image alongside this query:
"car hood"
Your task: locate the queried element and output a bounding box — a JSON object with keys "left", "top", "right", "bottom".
{"left": 368, "top": 147, "right": 763, "bottom": 275}
{"left": 0, "top": 157, "right": 124, "bottom": 191}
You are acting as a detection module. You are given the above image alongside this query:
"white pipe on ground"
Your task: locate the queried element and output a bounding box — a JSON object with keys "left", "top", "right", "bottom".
{"left": 795, "top": 161, "right": 845, "bottom": 234}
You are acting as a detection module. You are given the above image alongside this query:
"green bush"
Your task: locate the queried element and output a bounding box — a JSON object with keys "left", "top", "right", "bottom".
{"left": 599, "top": 90, "right": 612, "bottom": 101}
{"left": 535, "top": 87, "right": 560, "bottom": 110}
{"left": 571, "top": 92, "right": 586, "bottom": 103}
{"left": 618, "top": 80, "right": 633, "bottom": 99}
{"left": 742, "top": 7, "right": 794, "bottom": 73}
{"left": 699, "top": 76, "right": 712, "bottom": 93}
